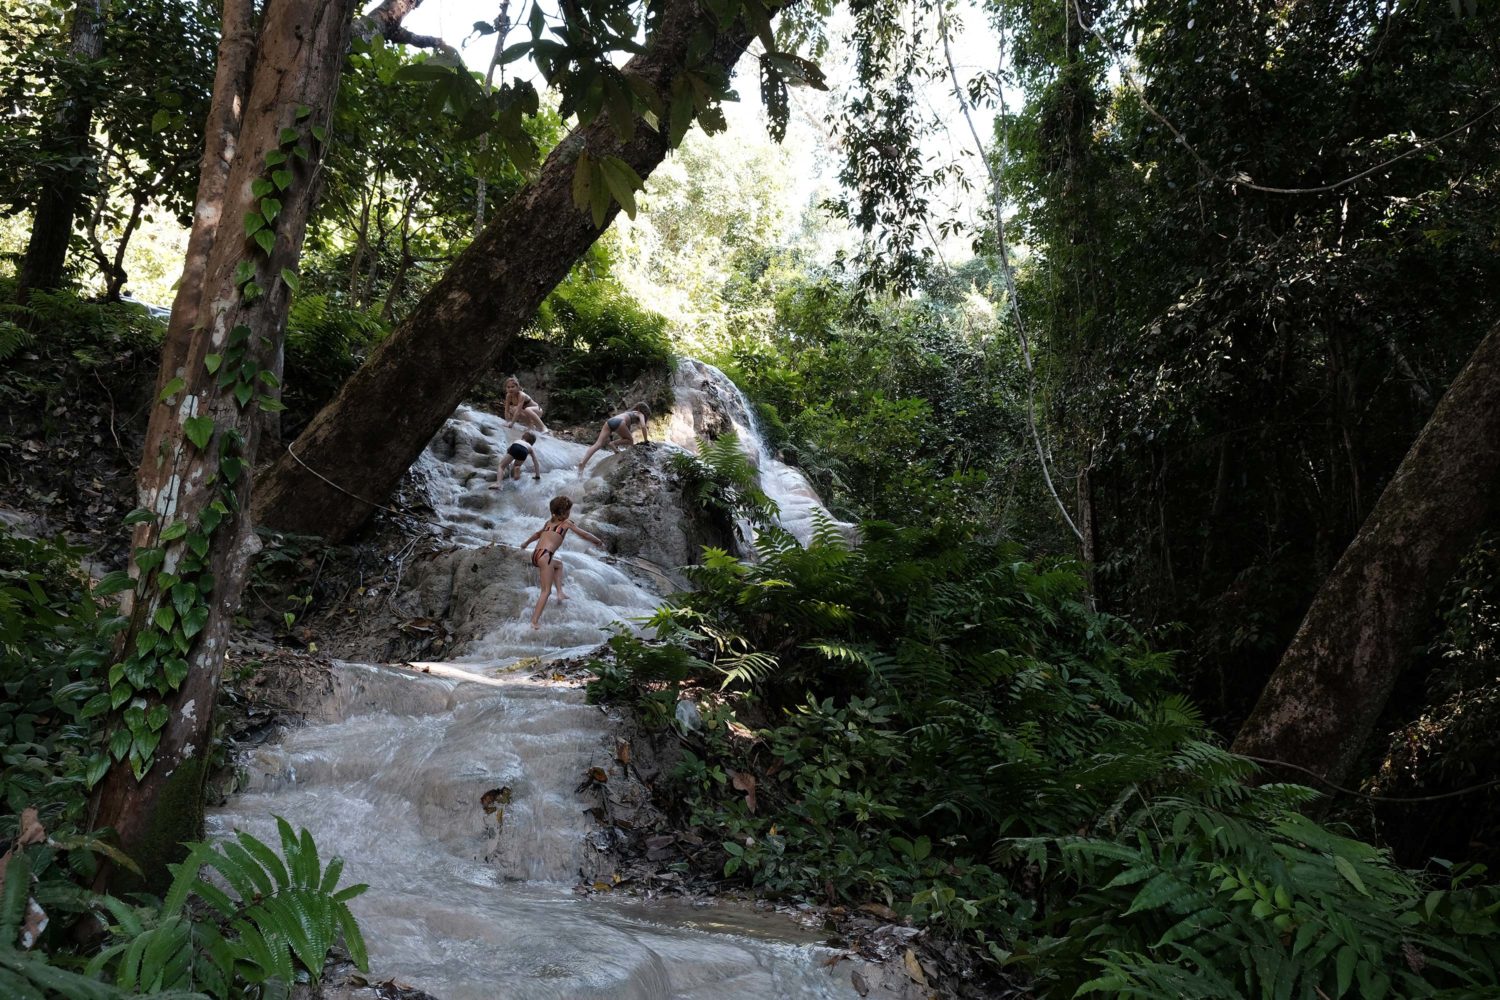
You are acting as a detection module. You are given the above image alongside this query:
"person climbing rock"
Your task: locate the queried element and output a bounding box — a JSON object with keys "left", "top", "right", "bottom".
{"left": 503, "top": 376, "right": 547, "bottom": 432}
{"left": 491, "top": 430, "right": 542, "bottom": 488}
{"left": 576, "top": 402, "right": 651, "bottom": 473}
{"left": 521, "top": 495, "right": 604, "bottom": 629}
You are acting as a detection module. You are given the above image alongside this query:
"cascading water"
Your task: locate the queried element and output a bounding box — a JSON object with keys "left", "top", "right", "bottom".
{"left": 209, "top": 364, "right": 893, "bottom": 999}
{"left": 664, "top": 359, "right": 850, "bottom": 546}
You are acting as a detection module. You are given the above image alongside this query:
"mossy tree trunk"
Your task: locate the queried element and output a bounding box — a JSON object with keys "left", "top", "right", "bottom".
{"left": 253, "top": 0, "right": 760, "bottom": 541}
{"left": 1232, "top": 322, "right": 1500, "bottom": 788}
{"left": 88, "top": 0, "right": 357, "bottom": 893}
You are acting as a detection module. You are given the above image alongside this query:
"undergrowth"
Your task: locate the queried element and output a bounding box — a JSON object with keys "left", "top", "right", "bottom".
{"left": 1, "top": 525, "right": 366, "bottom": 997}
{"left": 589, "top": 520, "right": 1500, "bottom": 998}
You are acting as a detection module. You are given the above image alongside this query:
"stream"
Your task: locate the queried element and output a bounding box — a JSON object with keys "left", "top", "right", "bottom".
{"left": 208, "top": 362, "right": 884, "bottom": 999}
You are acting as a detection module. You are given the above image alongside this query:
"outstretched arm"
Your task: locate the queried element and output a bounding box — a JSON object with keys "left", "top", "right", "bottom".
{"left": 639, "top": 414, "right": 650, "bottom": 443}
{"left": 529, "top": 450, "right": 542, "bottom": 479}
{"left": 521, "top": 529, "right": 542, "bottom": 550}
{"left": 573, "top": 524, "right": 605, "bottom": 547}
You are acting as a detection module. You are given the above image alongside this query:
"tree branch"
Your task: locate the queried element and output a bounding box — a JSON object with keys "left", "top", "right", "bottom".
{"left": 363, "top": 0, "right": 456, "bottom": 53}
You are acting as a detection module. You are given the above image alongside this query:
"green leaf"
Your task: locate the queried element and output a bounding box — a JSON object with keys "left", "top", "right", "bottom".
{"left": 159, "top": 521, "right": 188, "bottom": 542}
{"left": 295, "top": 104, "right": 312, "bottom": 120}
{"left": 233, "top": 382, "right": 253, "bottom": 408}
{"left": 310, "top": 124, "right": 327, "bottom": 143}
{"left": 162, "top": 657, "right": 188, "bottom": 687}
{"left": 599, "top": 156, "right": 641, "bottom": 218}
{"left": 244, "top": 211, "right": 266, "bottom": 236}
{"left": 96, "top": 570, "right": 135, "bottom": 596}
{"left": 258, "top": 396, "right": 287, "bottom": 412}
{"left": 147, "top": 703, "right": 169, "bottom": 731}
{"left": 110, "top": 727, "right": 131, "bottom": 761}
{"left": 251, "top": 178, "right": 274, "bottom": 199}
{"left": 264, "top": 149, "right": 287, "bottom": 167}
{"left": 260, "top": 197, "right": 282, "bottom": 223}
{"left": 182, "top": 606, "right": 209, "bottom": 639}
{"left": 279, "top": 126, "right": 300, "bottom": 145}
{"left": 151, "top": 108, "right": 171, "bottom": 132}
{"left": 280, "top": 268, "right": 300, "bottom": 292}
{"left": 1334, "top": 855, "right": 1368, "bottom": 897}
{"left": 254, "top": 229, "right": 275, "bottom": 255}
{"left": 220, "top": 456, "right": 243, "bottom": 482}
{"left": 1335, "top": 944, "right": 1357, "bottom": 997}
{"left": 272, "top": 169, "right": 293, "bottom": 191}
{"left": 184, "top": 415, "right": 215, "bottom": 450}
{"left": 204, "top": 354, "right": 222, "bottom": 374}
{"left": 135, "top": 546, "right": 166, "bottom": 573}
{"left": 124, "top": 507, "right": 157, "bottom": 526}
{"left": 158, "top": 377, "right": 187, "bottom": 402}
{"left": 154, "top": 606, "right": 176, "bottom": 631}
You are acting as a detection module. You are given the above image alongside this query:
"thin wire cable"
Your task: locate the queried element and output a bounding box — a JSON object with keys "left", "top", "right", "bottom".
{"left": 1240, "top": 754, "right": 1500, "bottom": 804}
{"left": 936, "top": 1, "right": 1083, "bottom": 545}
{"left": 1072, "top": 2, "right": 1500, "bottom": 196}
{"left": 284, "top": 442, "right": 450, "bottom": 531}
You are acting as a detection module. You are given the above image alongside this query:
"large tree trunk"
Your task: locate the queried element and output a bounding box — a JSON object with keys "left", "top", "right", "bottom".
{"left": 1232, "top": 322, "right": 1500, "bottom": 788}
{"left": 88, "top": 0, "right": 356, "bottom": 894}
{"left": 255, "top": 0, "right": 759, "bottom": 540}
{"left": 17, "top": 0, "right": 105, "bottom": 297}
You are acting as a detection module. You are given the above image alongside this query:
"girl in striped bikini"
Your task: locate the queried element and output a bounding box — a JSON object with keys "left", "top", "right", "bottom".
{"left": 520, "top": 495, "right": 603, "bottom": 629}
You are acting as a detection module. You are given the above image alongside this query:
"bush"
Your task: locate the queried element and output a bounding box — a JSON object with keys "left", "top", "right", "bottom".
{"left": 535, "top": 271, "right": 674, "bottom": 423}
{"left": 592, "top": 521, "right": 1500, "bottom": 996}
{"left": 281, "top": 294, "right": 389, "bottom": 434}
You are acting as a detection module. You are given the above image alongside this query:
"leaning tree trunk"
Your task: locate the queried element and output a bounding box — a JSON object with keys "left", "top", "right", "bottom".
{"left": 17, "top": 0, "right": 105, "bottom": 298}
{"left": 254, "top": 0, "right": 761, "bottom": 540}
{"left": 1232, "top": 322, "right": 1500, "bottom": 788}
{"left": 88, "top": 0, "right": 356, "bottom": 894}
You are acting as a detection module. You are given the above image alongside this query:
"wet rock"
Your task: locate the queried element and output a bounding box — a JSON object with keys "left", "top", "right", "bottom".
{"left": 583, "top": 444, "right": 734, "bottom": 583}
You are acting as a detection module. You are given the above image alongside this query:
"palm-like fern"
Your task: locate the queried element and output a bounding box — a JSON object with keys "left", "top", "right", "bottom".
{"left": 87, "top": 817, "right": 367, "bottom": 997}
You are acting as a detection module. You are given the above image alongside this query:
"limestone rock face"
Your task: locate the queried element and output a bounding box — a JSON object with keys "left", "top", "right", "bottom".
{"left": 582, "top": 442, "right": 735, "bottom": 586}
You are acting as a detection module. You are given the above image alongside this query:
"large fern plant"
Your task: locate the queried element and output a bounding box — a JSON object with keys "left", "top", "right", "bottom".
{"left": 85, "top": 817, "right": 368, "bottom": 998}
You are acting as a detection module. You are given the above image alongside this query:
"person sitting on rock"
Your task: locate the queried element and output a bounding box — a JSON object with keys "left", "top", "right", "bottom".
{"left": 521, "top": 495, "right": 603, "bottom": 629}
{"left": 491, "top": 431, "right": 541, "bottom": 488}
{"left": 503, "top": 377, "right": 547, "bottom": 433}
{"left": 576, "top": 403, "right": 652, "bottom": 473}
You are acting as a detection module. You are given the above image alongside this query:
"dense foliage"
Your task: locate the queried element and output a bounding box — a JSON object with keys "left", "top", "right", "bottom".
{"left": 592, "top": 525, "right": 1500, "bottom": 996}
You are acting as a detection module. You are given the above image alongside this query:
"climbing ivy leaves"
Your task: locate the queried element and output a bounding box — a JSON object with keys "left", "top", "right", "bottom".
{"left": 237, "top": 104, "right": 321, "bottom": 302}
{"left": 93, "top": 104, "right": 312, "bottom": 784}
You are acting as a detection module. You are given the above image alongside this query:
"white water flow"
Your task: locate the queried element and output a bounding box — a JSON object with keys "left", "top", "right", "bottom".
{"left": 209, "top": 363, "right": 886, "bottom": 999}
{"left": 664, "top": 359, "right": 847, "bottom": 545}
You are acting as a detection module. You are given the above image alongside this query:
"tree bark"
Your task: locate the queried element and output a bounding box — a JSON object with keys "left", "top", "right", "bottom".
{"left": 17, "top": 0, "right": 106, "bottom": 297}
{"left": 255, "top": 0, "right": 758, "bottom": 540}
{"left": 1232, "top": 322, "right": 1500, "bottom": 788}
{"left": 89, "top": 0, "right": 357, "bottom": 894}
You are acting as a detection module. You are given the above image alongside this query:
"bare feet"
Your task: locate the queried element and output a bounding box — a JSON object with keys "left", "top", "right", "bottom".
{"left": 529, "top": 619, "right": 541, "bottom": 630}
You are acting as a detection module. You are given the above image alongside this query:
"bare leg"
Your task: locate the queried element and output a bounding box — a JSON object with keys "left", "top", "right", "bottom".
{"left": 511, "top": 462, "right": 522, "bottom": 481}
{"left": 522, "top": 405, "right": 548, "bottom": 433}
{"left": 577, "top": 423, "right": 613, "bottom": 472}
{"left": 530, "top": 561, "right": 555, "bottom": 628}
{"left": 553, "top": 559, "right": 567, "bottom": 602}
{"left": 492, "top": 456, "right": 513, "bottom": 488}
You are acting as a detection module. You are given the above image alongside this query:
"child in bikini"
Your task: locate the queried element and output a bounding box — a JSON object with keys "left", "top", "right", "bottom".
{"left": 576, "top": 402, "right": 652, "bottom": 473}
{"left": 503, "top": 377, "right": 547, "bottom": 432}
{"left": 492, "top": 431, "right": 542, "bottom": 488}
{"left": 520, "top": 495, "right": 603, "bottom": 629}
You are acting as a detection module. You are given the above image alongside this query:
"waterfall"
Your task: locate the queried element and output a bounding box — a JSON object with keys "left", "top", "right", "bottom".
{"left": 664, "top": 358, "right": 850, "bottom": 546}
{"left": 209, "top": 363, "right": 883, "bottom": 998}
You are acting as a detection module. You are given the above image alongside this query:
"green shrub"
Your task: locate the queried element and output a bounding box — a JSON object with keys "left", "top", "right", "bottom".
{"left": 0, "top": 528, "right": 114, "bottom": 836}
{"left": 594, "top": 521, "right": 1500, "bottom": 996}
{"left": 281, "top": 294, "right": 388, "bottom": 432}
{"left": 535, "top": 272, "right": 674, "bottom": 422}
